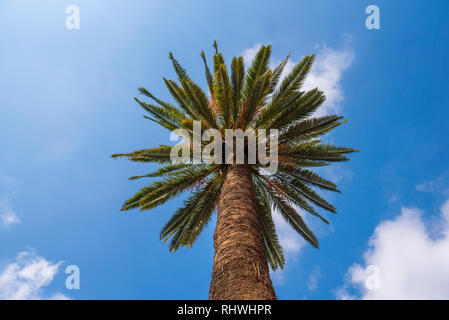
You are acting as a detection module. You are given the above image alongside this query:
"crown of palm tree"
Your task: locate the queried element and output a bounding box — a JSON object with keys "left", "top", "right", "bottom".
{"left": 112, "top": 41, "right": 358, "bottom": 270}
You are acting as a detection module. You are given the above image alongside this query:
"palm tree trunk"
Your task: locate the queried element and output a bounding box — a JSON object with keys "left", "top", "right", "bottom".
{"left": 209, "top": 165, "right": 276, "bottom": 300}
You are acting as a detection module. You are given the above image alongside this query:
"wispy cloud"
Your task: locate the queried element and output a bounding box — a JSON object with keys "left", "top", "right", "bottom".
{"left": 416, "top": 174, "right": 449, "bottom": 194}
{"left": 0, "top": 197, "right": 20, "bottom": 227}
{"left": 0, "top": 250, "right": 68, "bottom": 300}
{"left": 270, "top": 211, "right": 307, "bottom": 285}
{"left": 0, "top": 174, "right": 18, "bottom": 192}
{"left": 273, "top": 211, "right": 307, "bottom": 256}
{"left": 321, "top": 165, "right": 354, "bottom": 185}
{"left": 302, "top": 40, "right": 354, "bottom": 117}
{"left": 44, "top": 140, "right": 79, "bottom": 159}
{"left": 242, "top": 38, "right": 354, "bottom": 118}
{"left": 307, "top": 267, "right": 322, "bottom": 292}
{"left": 336, "top": 197, "right": 449, "bottom": 299}
{"left": 388, "top": 194, "right": 400, "bottom": 203}
{"left": 0, "top": 174, "right": 21, "bottom": 227}
{"left": 243, "top": 43, "right": 263, "bottom": 66}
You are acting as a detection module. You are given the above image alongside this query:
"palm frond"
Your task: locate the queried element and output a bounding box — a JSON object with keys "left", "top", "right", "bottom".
{"left": 169, "top": 52, "right": 190, "bottom": 81}
{"left": 272, "top": 54, "right": 315, "bottom": 105}
{"left": 278, "top": 164, "right": 340, "bottom": 192}
{"left": 112, "top": 145, "right": 174, "bottom": 164}
{"left": 274, "top": 173, "right": 336, "bottom": 214}
{"left": 279, "top": 115, "right": 345, "bottom": 143}
{"left": 268, "top": 88, "right": 326, "bottom": 130}
{"left": 230, "top": 56, "right": 244, "bottom": 126}
{"left": 135, "top": 98, "right": 181, "bottom": 131}
{"left": 255, "top": 174, "right": 319, "bottom": 248}
{"left": 244, "top": 45, "right": 272, "bottom": 97}
{"left": 268, "top": 54, "right": 290, "bottom": 93}
{"left": 200, "top": 50, "right": 214, "bottom": 96}
{"left": 255, "top": 55, "right": 316, "bottom": 129}
{"left": 138, "top": 87, "right": 186, "bottom": 120}
{"left": 240, "top": 45, "right": 272, "bottom": 126}
{"left": 163, "top": 78, "right": 196, "bottom": 118}
{"left": 128, "top": 163, "right": 191, "bottom": 180}
{"left": 253, "top": 176, "right": 285, "bottom": 269}
{"left": 266, "top": 175, "right": 330, "bottom": 224}
{"left": 181, "top": 79, "right": 217, "bottom": 128}
{"left": 280, "top": 141, "right": 359, "bottom": 162}
{"left": 242, "top": 70, "right": 272, "bottom": 128}
{"left": 214, "top": 64, "right": 234, "bottom": 127}
{"left": 264, "top": 182, "right": 319, "bottom": 249}
{"left": 160, "top": 173, "right": 224, "bottom": 251}
{"left": 122, "top": 165, "right": 218, "bottom": 211}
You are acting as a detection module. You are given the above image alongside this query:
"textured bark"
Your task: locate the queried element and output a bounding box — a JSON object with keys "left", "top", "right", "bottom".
{"left": 209, "top": 165, "right": 276, "bottom": 300}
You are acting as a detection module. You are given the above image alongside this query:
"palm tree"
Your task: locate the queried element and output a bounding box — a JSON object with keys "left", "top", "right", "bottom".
{"left": 112, "top": 41, "right": 357, "bottom": 300}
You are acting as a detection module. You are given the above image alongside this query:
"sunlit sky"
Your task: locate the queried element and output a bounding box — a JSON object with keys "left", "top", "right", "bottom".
{"left": 1, "top": 0, "right": 449, "bottom": 299}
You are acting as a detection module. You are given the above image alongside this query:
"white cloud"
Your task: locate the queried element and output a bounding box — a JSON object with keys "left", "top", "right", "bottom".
{"left": 321, "top": 165, "right": 354, "bottom": 185}
{"left": 416, "top": 174, "right": 449, "bottom": 194}
{"left": 303, "top": 42, "right": 354, "bottom": 117}
{"left": 0, "top": 174, "right": 18, "bottom": 192}
{"left": 337, "top": 198, "right": 449, "bottom": 300}
{"left": 388, "top": 194, "right": 400, "bottom": 203}
{"left": 44, "top": 140, "right": 79, "bottom": 159}
{"left": 0, "top": 197, "right": 20, "bottom": 227}
{"left": 242, "top": 39, "right": 354, "bottom": 117}
{"left": 273, "top": 211, "right": 307, "bottom": 256}
{"left": 243, "top": 43, "right": 263, "bottom": 66}
{"left": 307, "top": 267, "right": 322, "bottom": 292}
{"left": 0, "top": 175, "right": 21, "bottom": 227}
{"left": 416, "top": 183, "right": 434, "bottom": 193}
{"left": 270, "top": 211, "right": 307, "bottom": 284}
{"left": 0, "top": 250, "right": 68, "bottom": 300}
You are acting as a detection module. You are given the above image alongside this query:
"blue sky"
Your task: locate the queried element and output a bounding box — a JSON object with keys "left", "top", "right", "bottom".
{"left": 1, "top": 0, "right": 449, "bottom": 299}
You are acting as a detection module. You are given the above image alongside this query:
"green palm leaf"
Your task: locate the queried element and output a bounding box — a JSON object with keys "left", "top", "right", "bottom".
{"left": 113, "top": 42, "right": 358, "bottom": 273}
